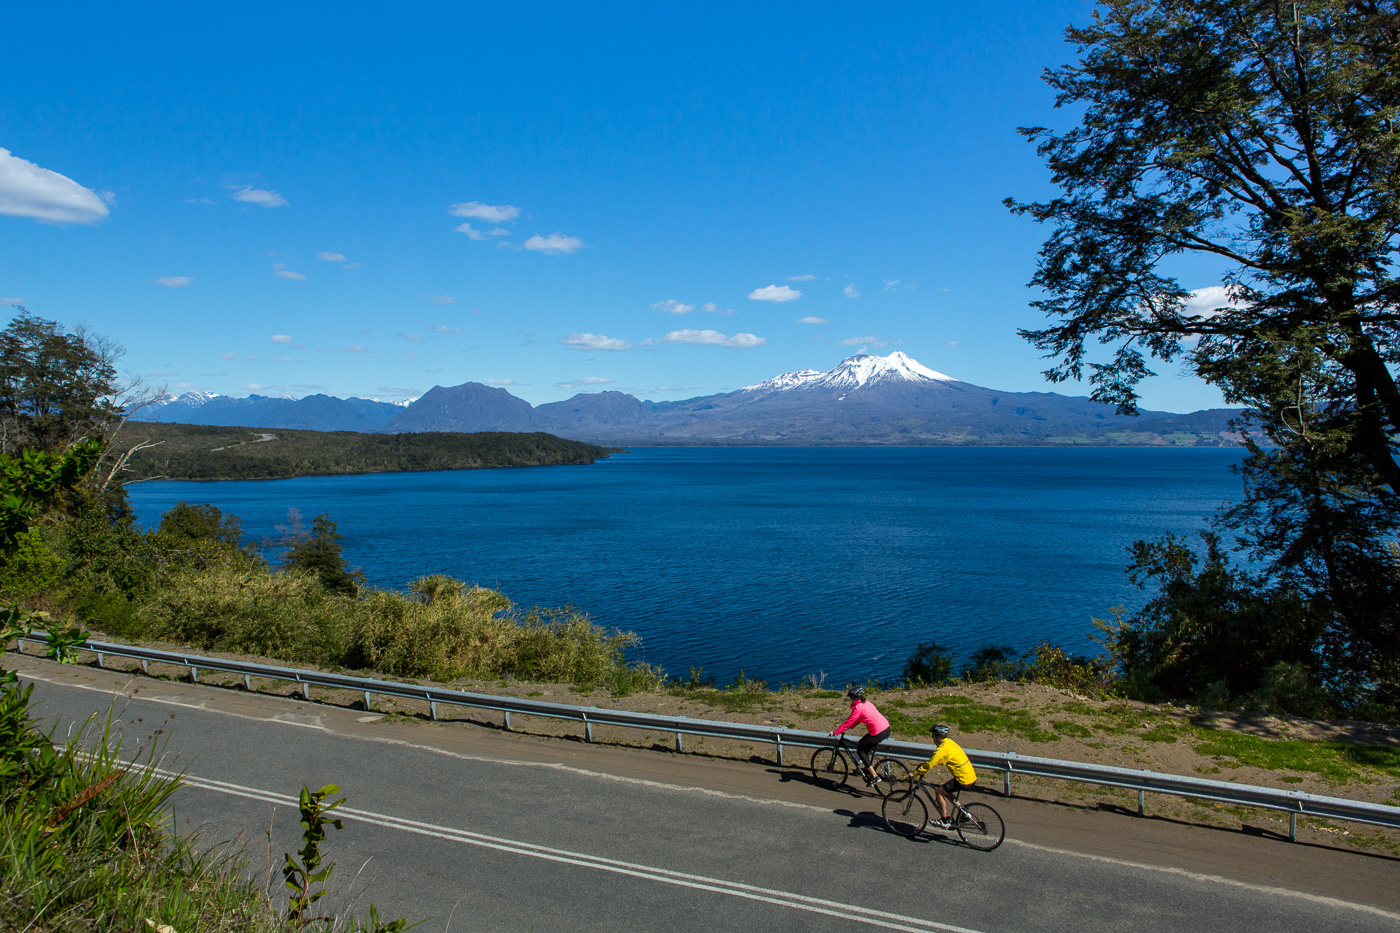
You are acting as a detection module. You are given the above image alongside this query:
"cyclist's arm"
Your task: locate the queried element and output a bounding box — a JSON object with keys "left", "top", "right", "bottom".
{"left": 830, "top": 707, "right": 861, "bottom": 736}
{"left": 910, "top": 743, "right": 950, "bottom": 779}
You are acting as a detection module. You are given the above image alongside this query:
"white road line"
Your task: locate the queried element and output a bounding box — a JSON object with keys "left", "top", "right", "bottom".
{"left": 28, "top": 671, "right": 1400, "bottom": 922}
{"left": 169, "top": 767, "right": 987, "bottom": 933}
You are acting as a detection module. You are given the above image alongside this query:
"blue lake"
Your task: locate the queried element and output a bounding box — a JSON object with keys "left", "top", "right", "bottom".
{"left": 125, "top": 447, "right": 1245, "bottom": 687}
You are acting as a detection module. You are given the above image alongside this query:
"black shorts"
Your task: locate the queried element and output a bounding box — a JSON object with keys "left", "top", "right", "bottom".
{"left": 856, "top": 728, "right": 891, "bottom": 766}
{"left": 941, "top": 778, "right": 975, "bottom": 796}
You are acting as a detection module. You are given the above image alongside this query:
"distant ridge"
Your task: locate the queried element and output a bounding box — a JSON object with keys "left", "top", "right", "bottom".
{"left": 138, "top": 351, "right": 1246, "bottom": 446}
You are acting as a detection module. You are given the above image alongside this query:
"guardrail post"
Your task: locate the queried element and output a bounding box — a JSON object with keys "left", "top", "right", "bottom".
{"left": 95, "top": 651, "right": 104, "bottom": 668}
{"left": 675, "top": 731, "right": 683, "bottom": 753}
{"left": 429, "top": 701, "right": 438, "bottom": 721}
{"left": 141, "top": 659, "right": 148, "bottom": 674}
{"left": 363, "top": 691, "right": 372, "bottom": 712}
{"left": 775, "top": 734, "right": 784, "bottom": 767}
{"left": 16, "top": 638, "right": 24, "bottom": 654}
{"left": 244, "top": 674, "right": 251, "bottom": 690}
{"left": 503, "top": 711, "right": 511, "bottom": 731}
{"left": 584, "top": 713, "right": 593, "bottom": 743}
{"left": 1138, "top": 789, "right": 1145, "bottom": 816}
{"left": 301, "top": 681, "right": 310, "bottom": 700}
{"left": 1290, "top": 811, "right": 1297, "bottom": 843}
{"left": 189, "top": 665, "right": 198, "bottom": 683}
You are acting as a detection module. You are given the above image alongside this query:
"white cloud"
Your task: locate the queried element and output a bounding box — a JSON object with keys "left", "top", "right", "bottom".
{"left": 658, "top": 329, "right": 766, "bottom": 348}
{"left": 844, "top": 283, "right": 860, "bottom": 298}
{"left": 426, "top": 295, "right": 458, "bottom": 304}
{"left": 835, "top": 335, "right": 900, "bottom": 348}
{"left": 701, "top": 302, "right": 735, "bottom": 316}
{"left": 342, "top": 344, "right": 370, "bottom": 353}
{"left": 945, "top": 340, "right": 960, "bottom": 348}
{"left": 455, "top": 222, "right": 488, "bottom": 240}
{"left": 318, "top": 252, "right": 348, "bottom": 262}
{"left": 487, "top": 378, "right": 517, "bottom": 386}
{"left": 230, "top": 185, "right": 288, "bottom": 207}
{"left": 271, "top": 335, "right": 293, "bottom": 343}
{"left": 1, "top": 297, "right": 23, "bottom": 304}
{"left": 563, "top": 332, "right": 631, "bottom": 351}
{"left": 156, "top": 276, "right": 193, "bottom": 288}
{"left": 398, "top": 332, "right": 421, "bottom": 341}
{"left": 448, "top": 201, "right": 520, "bottom": 223}
{"left": 272, "top": 263, "right": 305, "bottom": 280}
{"left": 220, "top": 352, "right": 238, "bottom": 359}
{"left": 487, "top": 228, "right": 512, "bottom": 237}
{"left": 798, "top": 316, "right": 828, "bottom": 325}
{"left": 427, "top": 324, "right": 463, "bottom": 333}
{"left": 524, "top": 233, "right": 585, "bottom": 255}
{"left": 0, "top": 148, "right": 110, "bottom": 224}
{"left": 748, "top": 284, "right": 802, "bottom": 303}
{"left": 788, "top": 274, "right": 816, "bottom": 281}
{"left": 1183, "top": 285, "right": 1247, "bottom": 318}
{"left": 651, "top": 298, "right": 695, "bottom": 315}
{"left": 245, "top": 383, "right": 264, "bottom": 391}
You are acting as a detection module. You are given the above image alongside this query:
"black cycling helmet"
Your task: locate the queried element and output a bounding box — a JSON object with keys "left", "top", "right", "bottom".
{"left": 930, "top": 723, "right": 951, "bottom": 740}
{"left": 846, "top": 686, "right": 866, "bottom": 701}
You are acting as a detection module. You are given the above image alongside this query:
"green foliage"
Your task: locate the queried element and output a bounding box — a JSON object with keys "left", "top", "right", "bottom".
{"left": 1008, "top": 0, "right": 1400, "bottom": 720}
{"left": 0, "top": 310, "right": 121, "bottom": 455}
{"left": 283, "top": 513, "right": 364, "bottom": 597}
{"left": 283, "top": 784, "right": 346, "bottom": 928}
{"left": 0, "top": 526, "right": 64, "bottom": 598}
{"left": 115, "top": 421, "right": 618, "bottom": 482}
{"left": 0, "top": 437, "right": 103, "bottom": 550}
{"left": 1097, "top": 532, "right": 1327, "bottom": 713}
{"left": 42, "top": 624, "right": 89, "bottom": 663}
{"left": 962, "top": 645, "right": 1019, "bottom": 683}
{"left": 902, "top": 641, "right": 953, "bottom": 687}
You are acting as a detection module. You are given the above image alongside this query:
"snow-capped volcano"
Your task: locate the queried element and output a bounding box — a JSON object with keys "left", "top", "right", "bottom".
{"left": 743, "top": 351, "right": 955, "bottom": 393}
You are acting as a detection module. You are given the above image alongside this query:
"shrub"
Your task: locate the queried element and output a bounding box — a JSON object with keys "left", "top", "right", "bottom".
{"left": 902, "top": 641, "right": 953, "bottom": 686}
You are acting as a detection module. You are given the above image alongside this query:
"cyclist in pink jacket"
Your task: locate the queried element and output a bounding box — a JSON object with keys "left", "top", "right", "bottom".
{"left": 828, "top": 686, "right": 892, "bottom": 788}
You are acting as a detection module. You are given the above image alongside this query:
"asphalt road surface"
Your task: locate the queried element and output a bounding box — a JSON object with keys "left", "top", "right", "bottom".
{"left": 19, "top": 658, "right": 1400, "bottom": 933}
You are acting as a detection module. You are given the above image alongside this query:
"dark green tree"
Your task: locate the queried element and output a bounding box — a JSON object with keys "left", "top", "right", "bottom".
{"left": 0, "top": 310, "right": 123, "bottom": 455}
{"left": 1008, "top": 0, "right": 1400, "bottom": 705}
{"left": 283, "top": 514, "right": 364, "bottom": 597}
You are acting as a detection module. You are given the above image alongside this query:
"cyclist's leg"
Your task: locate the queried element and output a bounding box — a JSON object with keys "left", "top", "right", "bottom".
{"left": 856, "top": 728, "right": 890, "bottom": 782}
{"left": 933, "top": 778, "right": 959, "bottom": 820}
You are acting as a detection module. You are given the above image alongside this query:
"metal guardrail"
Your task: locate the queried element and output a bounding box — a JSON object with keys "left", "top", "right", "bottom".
{"left": 15, "top": 634, "right": 1400, "bottom": 842}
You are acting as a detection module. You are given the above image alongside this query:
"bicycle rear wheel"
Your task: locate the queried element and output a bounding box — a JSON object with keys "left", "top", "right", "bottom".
{"left": 809, "top": 747, "right": 849, "bottom": 789}
{"left": 881, "top": 789, "right": 928, "bottom": 837}
{"left": 871, "top": 757, "right": 911, "bottom": 796}
{"left": 955, "top": 802, "right": 1005, "bottom": 851}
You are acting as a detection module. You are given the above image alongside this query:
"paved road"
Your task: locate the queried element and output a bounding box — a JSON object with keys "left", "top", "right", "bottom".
{"left": 20, "top": 659, "right": 1400, "bottom": 933}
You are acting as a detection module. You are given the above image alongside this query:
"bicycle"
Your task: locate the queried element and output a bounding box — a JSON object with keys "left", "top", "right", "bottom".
{"left": 881, "top": 775, "right": 1005, "bottom": 850}
{"left": 809, "top": 735, "right": 910, "bottom": 796}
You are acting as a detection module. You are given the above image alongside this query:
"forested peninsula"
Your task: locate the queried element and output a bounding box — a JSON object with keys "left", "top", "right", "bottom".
{"left": 115, "top": 422, "right": 620, "bottom": 481}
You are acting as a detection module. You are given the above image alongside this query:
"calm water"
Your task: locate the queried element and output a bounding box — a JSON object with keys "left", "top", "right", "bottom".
{"left": 125, "top": 447, "right": 1244, "bottom": 686}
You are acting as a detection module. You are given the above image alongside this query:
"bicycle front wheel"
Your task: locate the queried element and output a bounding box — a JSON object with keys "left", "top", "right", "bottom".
{"left": 881, "top": 789, "right": 928, "bottom": 837}
{"left": 871, "top": 757, "right": 911, "bottom": 796}
{"left": 810, "top": 747, "right": 849, "bottom": 789}
{"left": 956, "top": 802, "right": 1005, "bottom": 851}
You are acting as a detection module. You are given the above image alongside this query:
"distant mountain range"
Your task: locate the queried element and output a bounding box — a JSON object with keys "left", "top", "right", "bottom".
{"left": 139, "top": 351, "right": 1246, "bottom": 446}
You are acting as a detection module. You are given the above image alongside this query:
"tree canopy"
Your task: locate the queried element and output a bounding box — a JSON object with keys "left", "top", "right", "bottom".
{"left": 1010, "top": 0, "right": 1400, "bottom": 710}
{"left": 0, "top": 310, "right": 125, "bottom": 455}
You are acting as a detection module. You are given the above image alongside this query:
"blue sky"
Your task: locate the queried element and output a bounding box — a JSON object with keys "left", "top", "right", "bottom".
{"left": 1, "top": 1, "right": 1231, "bottom": 413}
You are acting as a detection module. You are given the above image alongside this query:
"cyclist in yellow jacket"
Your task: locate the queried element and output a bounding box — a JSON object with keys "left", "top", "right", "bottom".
{"left": 910, "top": 724, "right": 977, "bottom": 830}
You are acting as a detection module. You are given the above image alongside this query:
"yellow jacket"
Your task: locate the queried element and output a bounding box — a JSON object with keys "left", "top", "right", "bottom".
{"left": 912, "top": 738, "right": 976, "bottom": 785}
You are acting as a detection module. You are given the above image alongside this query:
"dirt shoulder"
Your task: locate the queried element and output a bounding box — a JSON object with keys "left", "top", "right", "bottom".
{"left": 19, "top": 636, "right": 1400, "bottom": 856}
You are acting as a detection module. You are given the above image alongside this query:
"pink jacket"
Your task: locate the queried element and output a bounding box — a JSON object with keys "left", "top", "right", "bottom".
{"left": 834, "top": 700, "right": 890, "bottom": 737}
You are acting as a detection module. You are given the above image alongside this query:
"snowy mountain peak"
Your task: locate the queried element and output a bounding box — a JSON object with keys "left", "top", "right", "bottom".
{"left": 742, "top": 351, "right": 955, "bottom": 394}
{"left": 741, "top": 369, "right": 824, "bottom": 393}
{"left": 818, "top": 351, "right": 955, "bottom": 389}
